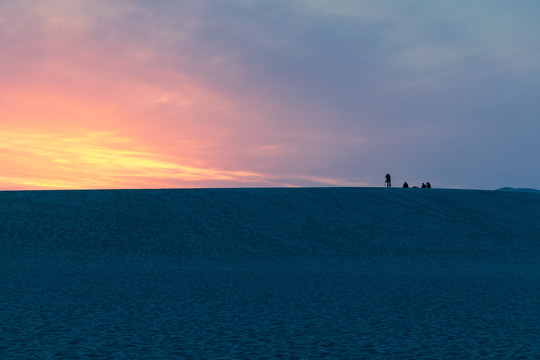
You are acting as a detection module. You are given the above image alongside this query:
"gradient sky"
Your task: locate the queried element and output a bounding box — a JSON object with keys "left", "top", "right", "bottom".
{"left": 1, "top": 0, "right": 539, "bottom": 190}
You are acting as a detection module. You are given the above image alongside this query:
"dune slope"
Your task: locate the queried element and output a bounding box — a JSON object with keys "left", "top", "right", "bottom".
{"left": 1, "top": 188, "right": 539, "bottom": 359}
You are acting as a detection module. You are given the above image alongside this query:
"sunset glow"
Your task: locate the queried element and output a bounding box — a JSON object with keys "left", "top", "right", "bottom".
{"left": 1, "top": 0, "right": 539, "bottom": 190}
{"left": 0, "top": 128, "right": 265, "bottom": 189}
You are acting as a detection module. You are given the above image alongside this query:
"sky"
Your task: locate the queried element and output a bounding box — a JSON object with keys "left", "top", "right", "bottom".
{"left": 1, "top": 0, "right": 539, "bottom": 190}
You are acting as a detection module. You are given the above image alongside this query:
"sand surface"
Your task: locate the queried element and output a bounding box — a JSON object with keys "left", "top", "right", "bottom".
{"left": 1, "top": 187, "right": 539, "bottom": 359}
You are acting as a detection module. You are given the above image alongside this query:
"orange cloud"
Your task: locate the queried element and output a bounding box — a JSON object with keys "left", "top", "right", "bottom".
{"left": 0, "top": 128, "right": 266, "bottom": 190}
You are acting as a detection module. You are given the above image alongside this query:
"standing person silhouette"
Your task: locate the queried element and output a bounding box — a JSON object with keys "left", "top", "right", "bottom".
{"left": 385, "top": 173, "right": 391, "bottom": 188}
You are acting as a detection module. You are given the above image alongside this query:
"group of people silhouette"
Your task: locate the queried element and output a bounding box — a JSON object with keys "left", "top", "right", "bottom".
{"left": 385, "top": 173, "right": 431, "bottom": 189}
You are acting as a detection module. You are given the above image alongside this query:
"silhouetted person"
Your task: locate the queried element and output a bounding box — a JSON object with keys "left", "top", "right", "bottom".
{"left": 402, "top": 181, "right": 409, "bottom": 188}
{"left": 426, "top": 182, "right": 431, "bottom": 188}
{"left": 385, "top": 173, "right": 391, "bottom": 188}
{"left": 421, "top": 183, "right": 427, "bottom": 189}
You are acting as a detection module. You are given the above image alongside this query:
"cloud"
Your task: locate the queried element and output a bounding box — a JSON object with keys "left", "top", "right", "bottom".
{"left": 0, "top": 129, "right": 270, "bottom": 189}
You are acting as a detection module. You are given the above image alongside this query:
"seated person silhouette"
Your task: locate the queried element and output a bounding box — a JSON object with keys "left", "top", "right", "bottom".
{"left": 426, "top": 182, "right": 431, "bottom": 188}
{"left": 403, "top": 182, "right": 409, "bottom": 188}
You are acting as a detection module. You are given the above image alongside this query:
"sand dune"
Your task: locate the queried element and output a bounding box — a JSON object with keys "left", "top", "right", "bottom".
{"left": 1, "top": 188, "right": 539, "bottom": 358}
{"left": 2, "top": 187, "right": 538, "bottom": 264}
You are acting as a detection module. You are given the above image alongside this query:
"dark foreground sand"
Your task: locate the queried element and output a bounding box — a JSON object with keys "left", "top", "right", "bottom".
{"left": 1, "top": 188, "right": 539, "bottom": 359}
